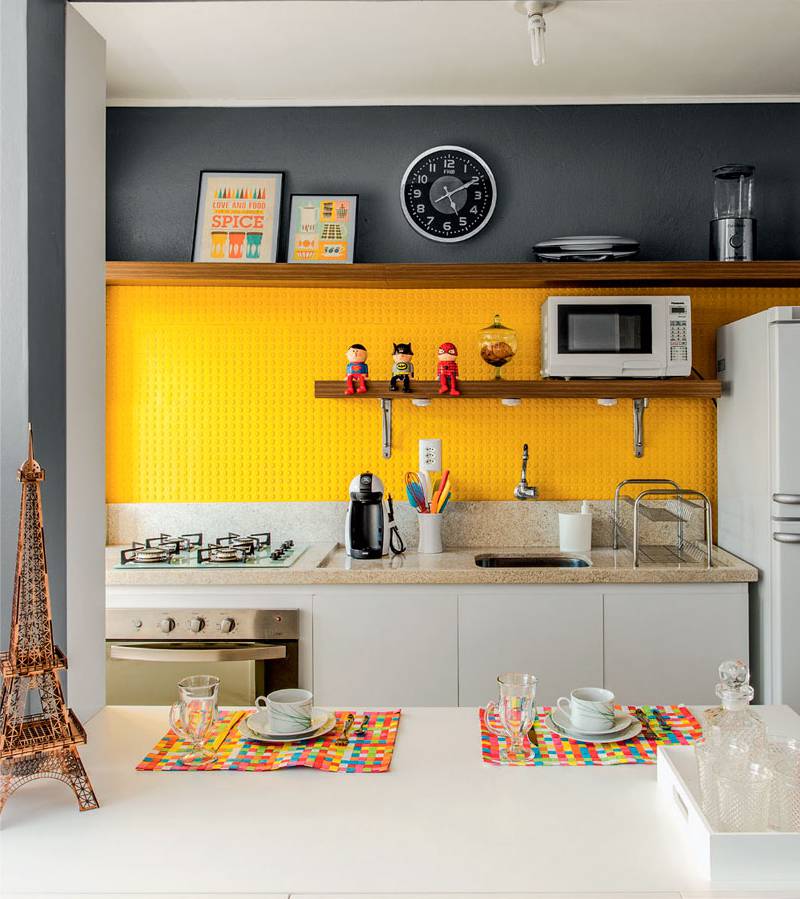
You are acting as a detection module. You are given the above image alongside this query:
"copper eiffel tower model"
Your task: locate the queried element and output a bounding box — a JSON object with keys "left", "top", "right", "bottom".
{"left": 0, "top": 425, "right": 98, "bottom": 814}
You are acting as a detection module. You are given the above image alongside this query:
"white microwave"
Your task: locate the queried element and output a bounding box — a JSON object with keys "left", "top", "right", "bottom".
{"left": 541, "top": 295, "right": 691, "bottom": 378}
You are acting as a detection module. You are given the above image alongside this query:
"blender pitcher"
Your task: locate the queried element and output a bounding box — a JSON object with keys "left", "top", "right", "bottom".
{"left": 710, "top": 164, "right": 756, "bottom": 261}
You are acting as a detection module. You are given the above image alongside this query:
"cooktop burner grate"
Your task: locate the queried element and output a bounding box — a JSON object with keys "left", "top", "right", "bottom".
{"left": 198, "top": 543, "right": 249, "bottom": 564}
{"left": 115, "top": 531, "right": 307, "bottom": 569}
{"left": 120, "top": 543, "right": 171, "bottom": 565}
{"left": 145, "top": 532, "right": 203, "bottom": 553}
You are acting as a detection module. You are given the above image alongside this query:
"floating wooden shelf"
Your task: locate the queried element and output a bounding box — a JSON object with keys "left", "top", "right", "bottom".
{"left": 107, "top": 260, "right": 800, "bottom": 289}
{"left": 314, "top": 379, "right": 722, "bottom": 399}
{"left": 316, "top": 378, "right": 721, "bottom": 459}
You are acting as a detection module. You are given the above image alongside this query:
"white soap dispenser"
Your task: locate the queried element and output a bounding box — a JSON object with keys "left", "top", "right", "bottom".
{"left": 558, "top": 502, "right": 592, "bottom": 554}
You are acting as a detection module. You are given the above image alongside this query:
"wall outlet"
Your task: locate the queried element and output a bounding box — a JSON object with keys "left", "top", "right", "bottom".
{"left": 419, "top": 438, "right": 442, "bottom": 472}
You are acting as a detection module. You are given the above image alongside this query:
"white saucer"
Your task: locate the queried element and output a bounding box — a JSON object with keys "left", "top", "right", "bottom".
{"left": 550, "top": 707, "right": 634, "bottom": 737}
{"left": 545, "top": 712, "right": 642, "bottom": 744}
{"left": 239, "top": 711, "right": 336, "bottom": 744}
{"left": 243, "top": 708, "right": 334, "bottom": 741}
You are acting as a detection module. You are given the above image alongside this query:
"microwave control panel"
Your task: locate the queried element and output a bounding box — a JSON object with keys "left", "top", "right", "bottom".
{"left": 668, "top": 300, "right": 691, "bottom": 365}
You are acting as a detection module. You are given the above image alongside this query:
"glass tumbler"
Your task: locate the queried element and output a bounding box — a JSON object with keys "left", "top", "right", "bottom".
{"left": 766, "top": 734, "right": 800, "bottom": 771}
{"left": 775, "top": 760, "right": 800, "bottom": 832}
{"left": 766, "top": 735, "right": 800, "bottom": 828}
{"left": 716, "top": 762, "right": 774, "bottom": 832}
{"left": 485, "top": 672, "right": 538, "bottom": 762}
{"left": 169, "top": 674, "right": 220, "bottom": 766}
{"left": 694, "top": 740, "right": 719, "bottom": 828}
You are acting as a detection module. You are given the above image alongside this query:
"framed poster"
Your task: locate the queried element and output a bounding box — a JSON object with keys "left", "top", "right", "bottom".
{"left": 192, "top": 171, "right": 282, "bottom": 263}
{"left": 287, "top": 194, "right": 358, "bottom": 264}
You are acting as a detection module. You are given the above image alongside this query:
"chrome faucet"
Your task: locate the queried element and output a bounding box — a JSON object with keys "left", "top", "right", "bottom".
{"left": 514, "top": 443, "right": 538, "bottom": 500}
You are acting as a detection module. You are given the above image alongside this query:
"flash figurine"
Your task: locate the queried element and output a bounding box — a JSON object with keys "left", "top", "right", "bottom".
{"left": 437, "top": 342, "right": 461, "bottom": 396}
{"left": 390, "top": 342, "right": 415, "bottom": 393}
{"left": 345, "top": 343, "right": 369, "bottom": 394}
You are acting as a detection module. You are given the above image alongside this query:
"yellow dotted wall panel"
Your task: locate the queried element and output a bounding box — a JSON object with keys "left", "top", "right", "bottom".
{"left": 106, "top": 285, "right": 800, "bottom": 504}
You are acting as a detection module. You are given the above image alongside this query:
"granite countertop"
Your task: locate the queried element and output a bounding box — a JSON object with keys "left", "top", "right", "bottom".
{"left": 106, "top": 543, "right": 758, "bottom": 586}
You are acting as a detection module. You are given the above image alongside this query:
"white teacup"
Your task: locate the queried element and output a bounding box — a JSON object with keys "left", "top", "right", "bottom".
{"left": 556, "top": 687, "right": 616, "bottom": 733}
{"left": 255, "top": 688, "right": 313, "bottom": 734}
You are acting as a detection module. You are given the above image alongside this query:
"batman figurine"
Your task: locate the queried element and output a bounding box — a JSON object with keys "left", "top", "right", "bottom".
{"left": 390, "top": 342, "right": 414, "bottom": 393}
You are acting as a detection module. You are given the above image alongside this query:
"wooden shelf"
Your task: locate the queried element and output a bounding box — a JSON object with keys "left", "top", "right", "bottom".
{"left": 107, "top": 260, "right": 800, "bottom": 289}
{"left": 314, "top": 379, "right": 722, "bottom": 399}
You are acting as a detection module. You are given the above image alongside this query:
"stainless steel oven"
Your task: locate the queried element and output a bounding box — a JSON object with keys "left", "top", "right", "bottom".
{"left": 106, "top": 608, "right": 299, "bottom": 706}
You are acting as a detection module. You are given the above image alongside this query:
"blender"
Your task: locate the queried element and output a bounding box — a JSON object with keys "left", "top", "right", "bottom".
{"left": 710, "top": 164, "right": 756, "bottom": 261}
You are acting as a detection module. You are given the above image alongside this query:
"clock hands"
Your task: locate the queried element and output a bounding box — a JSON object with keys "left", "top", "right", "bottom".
{"left": 439, "top": 186, "right": 459, "bottom": 214}
{"left": 433, "top": 176, "right": 479, "bottom": 206}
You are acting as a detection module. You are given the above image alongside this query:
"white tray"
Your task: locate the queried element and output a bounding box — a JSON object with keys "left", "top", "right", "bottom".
{"left": 657, "top": 744, "right": 800, "bottom": 881}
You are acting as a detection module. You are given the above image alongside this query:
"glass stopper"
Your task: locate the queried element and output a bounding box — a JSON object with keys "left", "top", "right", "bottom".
{"left": 716, "top": 659, "right": 754, "bottom": 706}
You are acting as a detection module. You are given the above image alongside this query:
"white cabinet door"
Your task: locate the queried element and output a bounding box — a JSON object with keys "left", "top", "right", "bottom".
{"left": 458, "top": 589, "right": 604, "bottom": 707}
{"left": 313, "top": 588, "right": 458, "bottom": 707}
{"left": 603, "top": 588, "right": 749, "bottom": 706}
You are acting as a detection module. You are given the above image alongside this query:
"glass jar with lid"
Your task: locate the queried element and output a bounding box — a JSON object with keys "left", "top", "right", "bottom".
{"left": 478, "top": 313, "right": 517, "bottom": 379}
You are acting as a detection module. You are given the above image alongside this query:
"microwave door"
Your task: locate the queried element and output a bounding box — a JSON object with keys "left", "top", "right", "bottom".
{"left": 559, "top": 305, "right": 653, "bottom": 352}
{"left": 565, "top": 304, "right": 656, "bottom": 376}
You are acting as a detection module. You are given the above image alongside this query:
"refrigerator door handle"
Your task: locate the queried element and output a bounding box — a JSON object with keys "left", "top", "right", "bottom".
{"left": 773, "top": 532, "right": 800, "bottom": 544}
{"left": 773, "top": 493, "right": 800, "bottom": 504}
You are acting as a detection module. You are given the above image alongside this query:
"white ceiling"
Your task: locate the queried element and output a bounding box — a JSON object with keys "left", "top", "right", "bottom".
{"left": 73, "top": 0, "right": 800, "bottom": 106}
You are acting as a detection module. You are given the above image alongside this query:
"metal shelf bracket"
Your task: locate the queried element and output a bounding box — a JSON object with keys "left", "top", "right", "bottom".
{"left": 381, "top": 398, "right": 392, "bottom": 459}
{"left": 633, "top": 398, "right": 649, "bottom": 458}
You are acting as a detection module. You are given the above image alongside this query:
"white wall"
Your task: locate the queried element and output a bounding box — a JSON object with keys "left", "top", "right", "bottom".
{"left": 65, "top": 4, "right": 106, "bottom": 720}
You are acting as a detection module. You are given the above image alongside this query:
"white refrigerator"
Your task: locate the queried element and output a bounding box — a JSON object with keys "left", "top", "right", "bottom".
{"left": 717, "top": 306, "right": 800, "bottom": 710}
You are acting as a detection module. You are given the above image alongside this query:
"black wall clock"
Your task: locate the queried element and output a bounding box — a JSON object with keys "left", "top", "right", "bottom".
{"left": 400, "top": 145, "right": 497, "bottom": 243}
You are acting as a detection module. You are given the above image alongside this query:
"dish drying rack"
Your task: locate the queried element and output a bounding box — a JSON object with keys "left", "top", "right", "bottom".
{"left": 612, "top": 479, "right": 713, "bottom": 568}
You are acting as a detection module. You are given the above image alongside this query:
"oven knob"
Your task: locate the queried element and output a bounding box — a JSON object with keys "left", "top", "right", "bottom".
{"left": 188, "top": 616, "right": 205, "bottom": 633}
{"left": 220, "top": 617, "right": 235, "bottom": 634}
{"left": 158, "top": 617, "right": 175, "bottom": 634}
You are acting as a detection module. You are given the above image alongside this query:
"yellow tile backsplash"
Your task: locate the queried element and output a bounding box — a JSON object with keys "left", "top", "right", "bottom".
{"left": 106, "top": 284, "right": 799, "bottom": 504}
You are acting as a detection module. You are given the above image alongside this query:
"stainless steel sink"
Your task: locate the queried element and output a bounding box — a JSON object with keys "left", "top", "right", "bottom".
{"left": 474, "top": 553, "right": 591, "bottom": 568}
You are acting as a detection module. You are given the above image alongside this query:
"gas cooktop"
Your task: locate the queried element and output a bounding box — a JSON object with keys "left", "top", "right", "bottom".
{"left": 114, "top": 532, "right": 309, "bottom": 569}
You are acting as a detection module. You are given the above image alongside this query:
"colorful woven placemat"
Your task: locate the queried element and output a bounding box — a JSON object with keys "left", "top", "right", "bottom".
{"left": 481, "top": 705, "right": 702, "bottom": 767}
{"left": 137, "top": 709, "right": 400, "bottom": 773}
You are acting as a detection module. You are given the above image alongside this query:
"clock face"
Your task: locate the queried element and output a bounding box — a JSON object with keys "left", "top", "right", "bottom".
{"left": 400, "top": 145, "right": 496, "bottom": 242}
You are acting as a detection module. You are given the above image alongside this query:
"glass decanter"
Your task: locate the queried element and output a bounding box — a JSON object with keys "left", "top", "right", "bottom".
{"left": 702, "top": 659, "right": 766, "bottom": 753}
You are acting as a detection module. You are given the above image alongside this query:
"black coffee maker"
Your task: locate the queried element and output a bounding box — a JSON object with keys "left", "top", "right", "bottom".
{"left": 345, "top": 472, "right": 389, "bottom": 559}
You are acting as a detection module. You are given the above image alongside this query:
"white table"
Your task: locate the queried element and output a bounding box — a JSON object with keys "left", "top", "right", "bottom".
{"left": 2, "top": 705, "right": 800, "bottom": 898}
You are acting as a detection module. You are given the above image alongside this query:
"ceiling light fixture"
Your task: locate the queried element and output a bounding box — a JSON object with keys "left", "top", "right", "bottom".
{"left": 515, "top": 1, "right": 559, "bottom": 67}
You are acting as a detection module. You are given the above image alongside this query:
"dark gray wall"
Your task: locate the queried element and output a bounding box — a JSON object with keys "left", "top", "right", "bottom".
{"left": 0, "top": 0, "right": 30, "bottom": 648}
{"left": 0, "top": 0, "right": 66, "bottom": 668}
{"left": 27, "top": 0, "right": 66, "bottom": 652}
{"left": 108, "top": 104, "right": 800, "bottom": 263}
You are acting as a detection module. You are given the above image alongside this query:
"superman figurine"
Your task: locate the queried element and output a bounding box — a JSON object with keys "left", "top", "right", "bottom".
{"left": 437, "top": 342, "right": 461, "bottom": 396}
{"left": 345, "top": 343, "right": 369, "bottom": 394}
{"left": 390, "top": 342, "right": 414, "bottom": 393}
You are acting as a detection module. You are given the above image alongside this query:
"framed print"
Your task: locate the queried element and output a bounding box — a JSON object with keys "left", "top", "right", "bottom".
{"left": 287, "top": 194, "right": 358, "bottom": 264}
{"left": 192, "top": 171, "right": 282, "bottom": 263}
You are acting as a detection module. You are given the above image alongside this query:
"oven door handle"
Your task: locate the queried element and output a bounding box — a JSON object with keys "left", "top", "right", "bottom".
{"left": 108, "top": 643, "right": 287, "bottom": 663}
